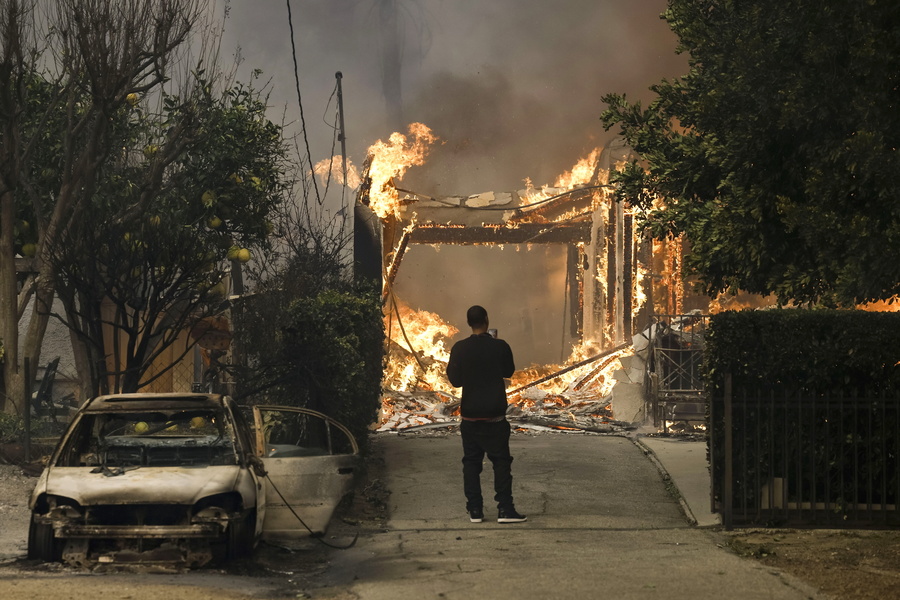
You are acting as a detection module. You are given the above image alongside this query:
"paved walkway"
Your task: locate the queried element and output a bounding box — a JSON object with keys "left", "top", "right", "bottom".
{"left": 321, "top": 433, "right": 823, "bottom": 600}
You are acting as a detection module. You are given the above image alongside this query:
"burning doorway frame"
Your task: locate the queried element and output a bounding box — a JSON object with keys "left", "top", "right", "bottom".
{"left": 349, "top": 130, "right": 703, "bottom": 431}
{"left": 354, "top": 138, "right": 667, "bottom": 351}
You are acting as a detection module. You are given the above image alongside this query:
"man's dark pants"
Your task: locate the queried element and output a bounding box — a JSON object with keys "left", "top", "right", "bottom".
{"left": 460, "top": 419, "right": 514, "bottom": 511}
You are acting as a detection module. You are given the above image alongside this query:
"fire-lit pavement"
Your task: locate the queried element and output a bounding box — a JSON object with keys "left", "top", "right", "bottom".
{"left": 320, "top": 432, "right": 824, "bottom": 600}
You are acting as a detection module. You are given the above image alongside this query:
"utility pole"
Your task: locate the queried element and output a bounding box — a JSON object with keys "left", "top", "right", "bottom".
{"left": 336, "top": 72, "right": 349, "bottom": 227}
{"left": 336, "top": 71, "right": 348, "bottom": 190}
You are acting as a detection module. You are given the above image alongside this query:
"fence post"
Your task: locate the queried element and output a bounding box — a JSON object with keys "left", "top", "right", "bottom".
{"left": 709, "top": 375, "right": 716, "bottom": 514}
{"left": 723, "top": 372, "right": 733, "bottom": 530}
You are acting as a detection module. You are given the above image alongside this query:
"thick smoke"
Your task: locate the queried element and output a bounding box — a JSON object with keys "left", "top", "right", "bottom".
{"left": 219, "top": 0, "right": 687, "bottom": 366}
{"left": 220, "top": 0, "right": 685, "bottom": 192}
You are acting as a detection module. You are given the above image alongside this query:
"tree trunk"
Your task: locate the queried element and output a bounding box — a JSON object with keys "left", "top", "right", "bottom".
{"left": 0, "top": 187, "right": 19, "bottom": 414}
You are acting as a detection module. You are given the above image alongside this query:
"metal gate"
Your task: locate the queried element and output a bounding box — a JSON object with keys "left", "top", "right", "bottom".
{"left": 647, "top": 313, "right": 709, "bottom": 429}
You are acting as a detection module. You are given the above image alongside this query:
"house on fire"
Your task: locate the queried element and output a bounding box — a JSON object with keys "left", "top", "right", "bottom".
{"left": 354, "top": 137, "right": 711, "bottom": 428}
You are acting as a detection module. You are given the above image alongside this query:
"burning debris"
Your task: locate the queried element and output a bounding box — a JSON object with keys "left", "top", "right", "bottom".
{"left": 378, "top": 332, "right": 641, "bottom": 434}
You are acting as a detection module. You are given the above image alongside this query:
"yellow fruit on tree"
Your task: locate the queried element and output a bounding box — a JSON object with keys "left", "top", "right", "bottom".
{"left": 236, "top": 248, "right": 251, "bottom": 263}
{"left": 226, "top": 245, "right": 241, "bottom": 260}
{"left": 21, "top": 243, "right": 36, "bottom": 257}
{"left": 126, "top": 93, "right": 140, "bottom": 106}
{"left": 207, "top": 216, "right": 223, "bottom": 229}
{"left": 201, "top": 190, "right": 216, "bottom": 207}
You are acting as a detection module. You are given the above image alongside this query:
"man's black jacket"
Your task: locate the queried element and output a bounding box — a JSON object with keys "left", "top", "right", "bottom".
{"left": 446, "top": 333, "right": 515, "bottom": 419}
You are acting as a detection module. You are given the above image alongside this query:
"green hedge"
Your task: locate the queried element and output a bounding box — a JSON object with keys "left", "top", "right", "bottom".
{"left": 706, "top": 309, "right": 900, "bottom": 394}
{"left": 275, "top": 286, "right": 384, "bottom": 451}
{"left": 707, "top": 309, "right": 900, "bottom": 524}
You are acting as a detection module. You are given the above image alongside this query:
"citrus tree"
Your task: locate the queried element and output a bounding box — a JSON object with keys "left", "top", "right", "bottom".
{"left": 50, "top": 76, "right": 287, "bottom": 394}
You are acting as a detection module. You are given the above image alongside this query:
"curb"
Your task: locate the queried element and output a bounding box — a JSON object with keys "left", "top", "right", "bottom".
{"left": 630, "top": 435, "right": 699, "bottom": 527}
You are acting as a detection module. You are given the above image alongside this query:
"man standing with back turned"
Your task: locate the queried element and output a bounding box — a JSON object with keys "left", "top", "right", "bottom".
{"left": 446, "top": 305, "right": 527, "bottom": 524}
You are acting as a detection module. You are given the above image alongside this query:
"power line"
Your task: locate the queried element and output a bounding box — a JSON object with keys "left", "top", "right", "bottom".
{"left": 285, "top": 0, "right": 321, "bottom": 205}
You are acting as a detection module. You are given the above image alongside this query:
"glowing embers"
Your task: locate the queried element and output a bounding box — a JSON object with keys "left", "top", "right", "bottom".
{"left": 376, "top": 391, "right": 458, "bottom": 432}
{"left": 377, "top": 333, "right": 636, "bottom": 432}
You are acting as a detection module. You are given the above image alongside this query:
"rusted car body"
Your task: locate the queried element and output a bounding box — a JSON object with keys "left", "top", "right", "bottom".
{"left": 28, "top": 393, "right": 358, "bottom": 567}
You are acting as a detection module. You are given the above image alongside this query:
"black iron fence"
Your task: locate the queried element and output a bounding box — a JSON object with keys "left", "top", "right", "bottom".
{"left": 711, "top": 376, "right": 900, "bottom": 528}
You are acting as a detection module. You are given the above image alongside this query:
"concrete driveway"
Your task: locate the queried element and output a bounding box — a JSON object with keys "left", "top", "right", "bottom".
{"left": 321, "top": 432, "right": 823, "bottom": 600}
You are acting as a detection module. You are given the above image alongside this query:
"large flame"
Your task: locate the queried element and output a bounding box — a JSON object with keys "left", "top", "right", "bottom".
{"left": 522, "top": 148, "right": 602, "bottom": 203}
{"left": 366, "top": 123, "right": 438, "bottom": 220}
{"left": 508, "top": 340, "right": 632, "bottom": 407}
{"left": 385, "top": 301, "right": 458, "bottom": 393}
{"left": 554, "top": 148, "right": 601, "bottom": 188}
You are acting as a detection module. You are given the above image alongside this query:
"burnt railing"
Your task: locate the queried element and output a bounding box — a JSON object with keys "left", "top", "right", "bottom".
{"left": 711, "top": 376, "right": 900, "bottom": 529}
{"left": 646, "top": 313, "right": 709, "bottom": 429}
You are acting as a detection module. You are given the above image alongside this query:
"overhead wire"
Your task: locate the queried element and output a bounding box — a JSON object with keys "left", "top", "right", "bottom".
{"left": 265, "top": 472, "right": 359, "bottom": 550}
{"left": 285, "top": 0, "right": 322, "bottom": 205}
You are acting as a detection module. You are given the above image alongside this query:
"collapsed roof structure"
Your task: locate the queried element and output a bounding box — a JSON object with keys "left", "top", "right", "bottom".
{"left": 349, "top": 125, "right": 710, "bottom": 432}
{"left": 354, "top": 136, "right": 688, "bottom": 350}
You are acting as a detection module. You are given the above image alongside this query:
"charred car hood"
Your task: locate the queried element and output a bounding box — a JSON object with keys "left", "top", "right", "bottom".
{"left": 37, "top": 466, "right": 244, "bottom": 506}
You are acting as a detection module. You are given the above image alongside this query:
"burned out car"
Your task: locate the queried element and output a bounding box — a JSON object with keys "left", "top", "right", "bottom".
{"left": 28, "top": 393, "right": 358, "bottom": 567}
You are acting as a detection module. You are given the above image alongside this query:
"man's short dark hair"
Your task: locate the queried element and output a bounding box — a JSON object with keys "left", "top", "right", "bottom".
{"left": 467, "top": 305, "right": 488, "bottom": 327}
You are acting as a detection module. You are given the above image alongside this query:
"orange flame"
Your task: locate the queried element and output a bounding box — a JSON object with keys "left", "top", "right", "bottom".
{"left": 376, "top": 144, "right": 652, "bottom": 430}
{"left": 508, "top": 340, "right": 632, "bottom": 407}
{"left": 522, "top": 148, "right": 603, "bottom": 203}
{"left": 554, "top": 148, "right": 601, "bottom": 188}
{"left": 385, "top": 301, "right": 458, "bottom": 393}
{"left": 367, "top": 123, "right": 439, "bottom": 220}
{"left": 313, "top": 156, "right": 361, "bottom": 188}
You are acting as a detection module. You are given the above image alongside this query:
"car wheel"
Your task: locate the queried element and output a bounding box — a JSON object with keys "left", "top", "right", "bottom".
{"left": 27, "top": 514, "right": 61, "bottom": 562}
{"left": 226, "top": 511, "right": 256, "bottom": 561}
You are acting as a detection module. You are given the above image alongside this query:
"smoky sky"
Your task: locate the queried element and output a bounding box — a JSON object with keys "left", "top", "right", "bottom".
{"left": 220, "top": 0, "right": 686, "bottom": 194}
{"left": 220, "top": 0, "right": 687, "bottom": 365}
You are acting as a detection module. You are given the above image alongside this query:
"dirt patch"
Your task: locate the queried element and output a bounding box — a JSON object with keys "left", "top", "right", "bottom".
{"left": 724, "top": 528, "right": 900, "bottom": 600}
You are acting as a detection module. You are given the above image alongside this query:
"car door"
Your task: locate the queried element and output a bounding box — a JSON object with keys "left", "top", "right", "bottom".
{"left": 251, "top": 406, "right": 359, "bottom": 540}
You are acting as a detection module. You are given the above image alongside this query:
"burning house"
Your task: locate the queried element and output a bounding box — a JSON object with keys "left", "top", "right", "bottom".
{"left": 349, "top": 123, "right": 705, "bottom": 432}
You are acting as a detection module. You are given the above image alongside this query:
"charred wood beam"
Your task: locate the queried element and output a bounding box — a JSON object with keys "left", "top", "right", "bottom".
{"left": 606, "top": 205, "right": 616, "bottom": 344}
{"left": 507, "top": 187, "right": 598, "bottom": 224}
{"left": 624, "top": 212, "right": 633, "bottom": 338}
{"left": 409, "top": 222, "right": 591, "bottom": 245}
{"left": 354, "top": 204, "right": 382, "bottom": 286}
{"left": 566, "top": 245, "right": 581, "bottom": 338}
{"left": 510, "top": 416, "right": 635, "bottom": 433}
{"left": 355, "top": 157, "right": 372, "bottom": 207}
{"left": 382, "top": 222, "right": 414, "bottom": 303}
{"left": 507, "top": 342, "right": 630, "bottom": 396}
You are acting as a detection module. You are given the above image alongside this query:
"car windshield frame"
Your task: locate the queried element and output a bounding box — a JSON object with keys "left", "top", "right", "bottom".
{"left": 53, "top": 406, "right": 241, "bottom": 469}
